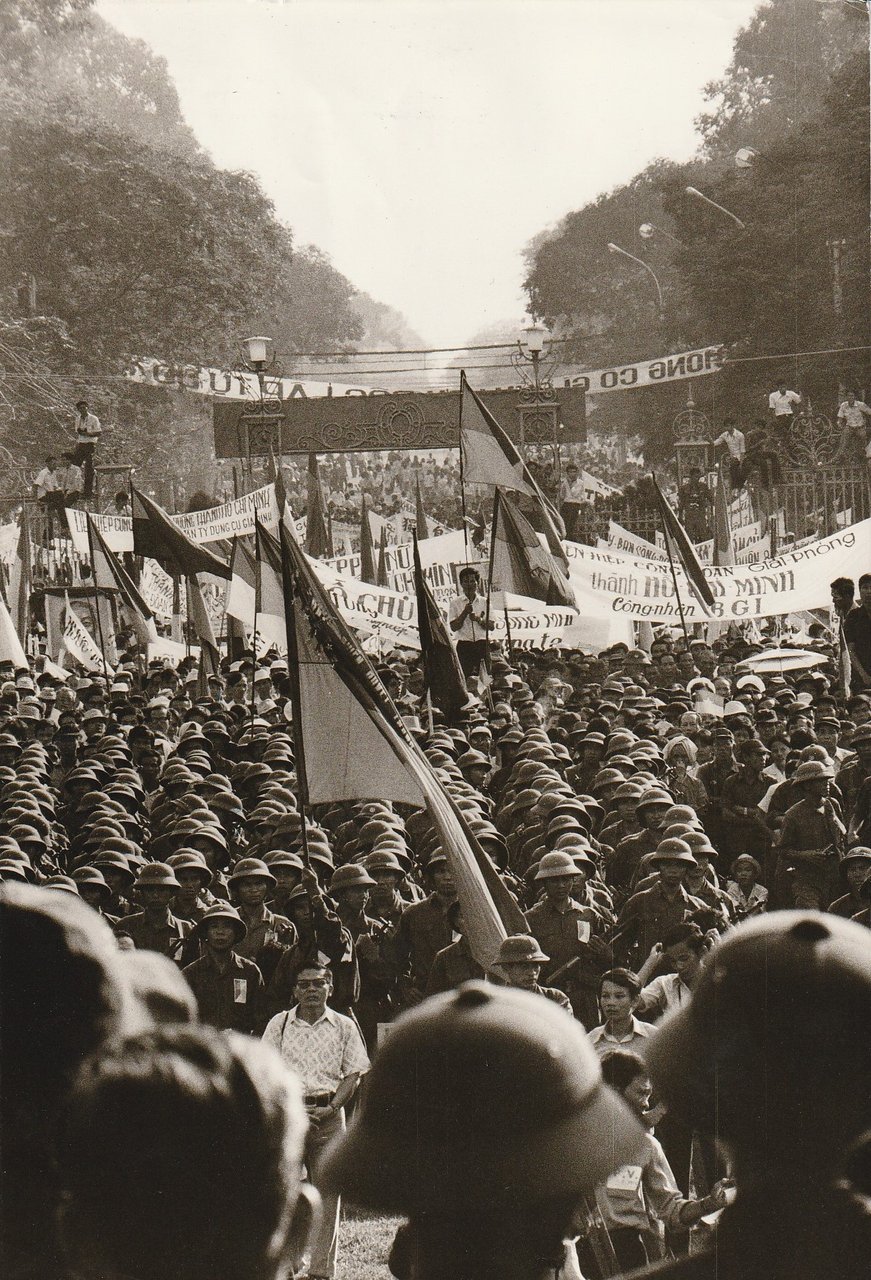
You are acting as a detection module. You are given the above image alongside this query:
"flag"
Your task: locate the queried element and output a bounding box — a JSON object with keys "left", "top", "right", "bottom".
{"left": 359, "top": 496, "right": 377, "bottom": 584}
{"left": 712, "top": 464, "right": 734, "bottom": 568}
{"left": 415, "top": 476, "right": 429, "bottom": 538}
{"left": 376, "top": 525, "right": 389, "bottom": 588}
{"left": 225, "top": 537, "right": 257, "bottom": 629}
{"left": 186, "top": 574, "right": 220, "bottom": 677}
{"left": 651, "top": 475, "right": 715, "bottom": 609}
{"left": 0, "top": 591, "right": 27, "bottom": 668}
{"left": 9, "top": 507, "right": 31, "bottom": 645}
{"left": 131, "top": 488, "right": 230, "bottom": 579}
{"left": 305, "top": 453, "right": 333, "bottom": 558}
{"left": 413, "top": 531, "right": 468, "bottom": 724}
{"left": 459, "top": 371, "right": 566, "bottom": 552}
{"left": 255, "top": 521, "right": 288, "bottom": 649}
{"left": 277, "top": 519, "right": 526, "bottom": 971}
{"left": 87, "top": 516, "right": 158, "bottom": 646}
{"left": 489, "top": 488, "right": 577, "bottom": 609}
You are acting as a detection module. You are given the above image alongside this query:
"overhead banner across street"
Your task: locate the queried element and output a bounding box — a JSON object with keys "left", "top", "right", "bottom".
{"left": 567, "top": 344, "right": 726, "bottom": 394}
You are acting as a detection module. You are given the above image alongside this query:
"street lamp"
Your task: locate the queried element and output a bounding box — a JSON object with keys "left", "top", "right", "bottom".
{"left": 684, "top": 186, "right": 746, "bottom": 229}
{"left": 639, "top": 222, "right": 682, "bottom": 245}
{"left": 243, "top": 335, "right": 274, "bottom": 371}
{"left": 239, "top": 335, "right": 279, "bottom": 485}
{"left": 513, "top": 322, "right": 560, "bottom": 479}
{"left": 607, "top": 242, "right": 664, "bottom": 318}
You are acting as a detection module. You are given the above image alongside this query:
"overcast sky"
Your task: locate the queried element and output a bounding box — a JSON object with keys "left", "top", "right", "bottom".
{"left": 101, "top": 0, "right": 760, "bottom": 347}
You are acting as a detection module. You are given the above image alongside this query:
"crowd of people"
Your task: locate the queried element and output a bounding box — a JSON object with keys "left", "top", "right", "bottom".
{"left": 2, "top": 561, "right": 871, "bottom": 1280}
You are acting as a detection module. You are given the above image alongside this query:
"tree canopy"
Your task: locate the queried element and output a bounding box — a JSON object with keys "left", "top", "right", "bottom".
{"left": 522, "top": 0, "right": 870, "bottom": 460}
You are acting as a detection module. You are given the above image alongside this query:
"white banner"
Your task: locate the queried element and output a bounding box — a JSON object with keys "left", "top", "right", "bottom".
{"left": 62, "top": 602, "right": 112, "bottom": 675}
{"left": 567, "top": 345, "right": 725, "bottom": 395}
{"left": 122, "top": 357, "right": 363, "bottom": 400}
{"left": 564, "top": 518, "right": 871, "bottom": 623}
{"left": 606, "top": 521, "right": 665, "bottom": 561}
{"left": 65, "top": 485, "right": 280, "bottom": 556}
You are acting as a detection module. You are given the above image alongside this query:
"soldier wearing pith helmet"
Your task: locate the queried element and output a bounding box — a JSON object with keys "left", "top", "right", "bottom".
{"left": 322, "top": 982, "right": 645, "bottom": 1280}
{"left": 641, "top": 913, "right": 871, "bottom": 1280}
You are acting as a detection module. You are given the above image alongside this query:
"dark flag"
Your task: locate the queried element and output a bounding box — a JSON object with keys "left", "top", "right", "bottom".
{"left": 652, "top": 475, "right": 715, "bottom": 609}
{"left": 359, "top": 495, "right": 377, "bottom": 584}
{"left": 413, "top": 531, "right": 468, "bottom": 723}
{"left": 305, "top": 453, "right": 333, "bottom": 558}
{"left": 415, "top": 476, "right": 429, "bottom": 538}
{"left": 376, "top": 526, "right": 390, "bottom": 588}
{"left": 131, "top": 487, "right": 230, "bottom": 579}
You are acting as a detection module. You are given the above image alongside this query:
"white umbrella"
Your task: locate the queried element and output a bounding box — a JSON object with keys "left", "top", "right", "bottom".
{"left": 737, "top": 648, "right": 828, "bottom": 674}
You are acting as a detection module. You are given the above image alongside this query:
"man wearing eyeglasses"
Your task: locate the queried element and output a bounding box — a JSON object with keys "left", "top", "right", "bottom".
{"left": 262, "top": 963, "right": 369, "bottom": 1280}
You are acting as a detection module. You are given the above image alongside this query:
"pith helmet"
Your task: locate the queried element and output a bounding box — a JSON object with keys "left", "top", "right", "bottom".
{"left": 646, "top": 913, "right": 871, "bottom": 1157}
{"left": 194, "top": 903, "right": 247, "bottom": 942}
{"left": 321, "top": 981, "right": 644, "bottom": 1212}
{"left": 534, "top": 851, "right": 583, "bottom": 881}
{"left": 497, "top": 935, "right": 550, "bottom": 965}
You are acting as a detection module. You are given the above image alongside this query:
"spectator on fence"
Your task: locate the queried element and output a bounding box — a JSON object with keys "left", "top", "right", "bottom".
{"left": 714, "top": 419, "right": 746, "bottom": 490}
{"left": 73, "top": 400, "right": 102, "bottom": 498}
{"left": 837, "top": 391, "right": 871, "bottom": 456}
{"left": 768, "top": 381, "right": 801, "bottom": 426}
{"left": 56, "top": 452, "right": 84, "bottom": 507}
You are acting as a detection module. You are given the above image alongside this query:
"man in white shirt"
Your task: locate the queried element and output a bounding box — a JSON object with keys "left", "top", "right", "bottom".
{"left": 262, "top": 963, "right": 369, "bottom": 1280}
{"left": 448, "top": 566, "right": 493, "bottom": 678}
{"left": 768, "top": 382, "right": 801, "bottom": 423}
{"left": 73, "top": 399, "right": 102, "bottom": 497}
{"left": 56, "top": 452, "right": 84, "bottom": 506}
{"left": 837, "top": 391, "right": 871, "bottom": 454}
{"left": 714, "top": 418, "right": 746, "bottom": 488}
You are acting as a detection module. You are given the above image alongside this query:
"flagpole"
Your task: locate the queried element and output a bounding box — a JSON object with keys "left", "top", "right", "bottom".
{"left": 85, "top": 516, "right": 113, "bottom": 688}
{"left": 251, "top": 519, "right": 261, "bottom": 725}
{"left": 276, "top": 521, "right": 313, "bottom": 868}
{"left": 458, "top": 372, "right": 472, "bottom": 564}
{"left": 503, "top": 605, "right": 513, "bottom": 657}
{"left": 660, "top": 521, "right": 691, "bottom": 648}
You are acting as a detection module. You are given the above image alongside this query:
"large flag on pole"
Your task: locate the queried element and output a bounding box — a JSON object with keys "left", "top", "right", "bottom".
{"left": 359, "top": 496, "right": 377, "bottom": 584}
{"left": 459, "top": 371, "right": 567, "bottom": 555}
{"left": 131, "top": 488, "right": 230, "bottom": 579}
{"left": 87, "top": 516, "right": 158, "bottom": 646}
{"left": 489, "top": 488, "right": 577, "bottom": 608}
{"left": 651, "top": 475, "right": 715, "bottom": 609}
{"left": 413, "top": 531, "right": 468, "bottom": 724}
{"left": 277, "top": 518, "right": 525, "bottom": 970}
{"left": 254, "top": 522, "right": 289, "bottom": 650}
{"left": 305, "top": 453, "right": 333, "bottom": 558}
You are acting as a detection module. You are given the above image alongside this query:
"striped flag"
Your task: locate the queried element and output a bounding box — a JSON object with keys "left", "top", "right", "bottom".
{"left": 459, "top": 371, "right": 567, "bottom": 563}
{"left": 489, "top": 488, "right": 577, "bottom": 609}
{"left": 652, "top": 475, "right": 715, "bottom": 609}
{"left": 277, "top": 519, "right": 525, "bottom": 970}
{"left": 87, "top": 515, "right": 158, "bottom": 646}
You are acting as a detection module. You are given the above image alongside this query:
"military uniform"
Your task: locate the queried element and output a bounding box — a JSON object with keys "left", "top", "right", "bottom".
{"left": 525, "top": 895, "right": 608, "bottom": 1026}
{"left": 392, "top": 892, "right": 455, "bottom": 1006}
{"left": 183, "top": 949, "right": 264, "bottom": 1034}
{"left": 117, "top": 908, "right": 191, "bottom": 963}
{"left": 425, "top": 936, "right": 484, "bottom": 996}
{"left": 616, "top": 882, "right": 706, "bottom": 968}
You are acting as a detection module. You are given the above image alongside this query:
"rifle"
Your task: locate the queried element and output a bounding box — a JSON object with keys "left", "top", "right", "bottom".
{"left": 578, "top": 1194, "right": 621, "bottom": 1278}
